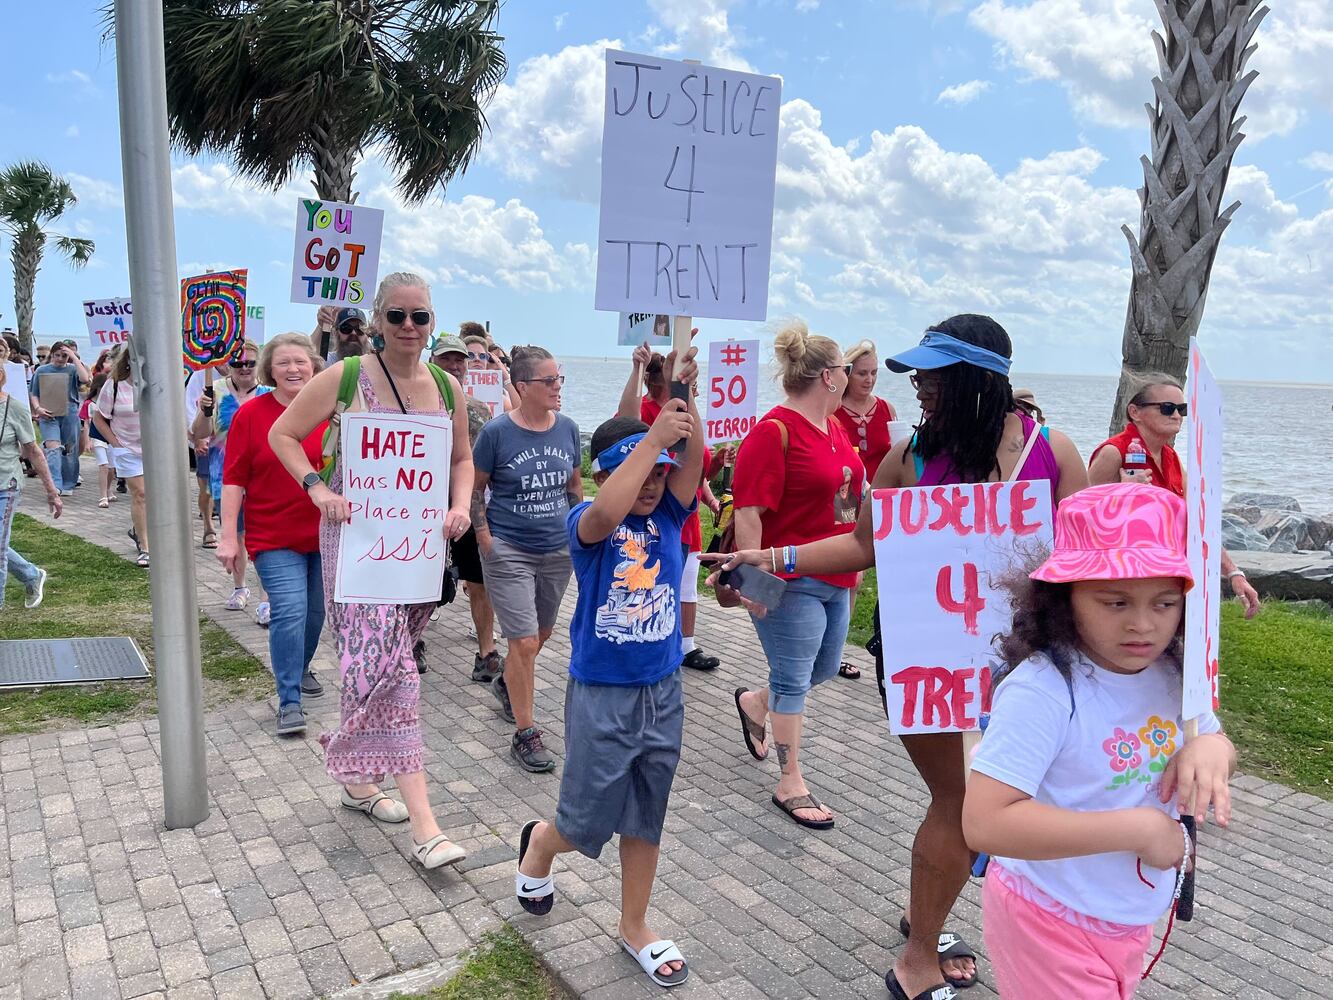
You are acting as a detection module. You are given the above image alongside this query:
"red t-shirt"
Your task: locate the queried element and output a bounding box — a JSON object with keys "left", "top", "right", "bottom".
{"left": 732, "top": 406, "right": 862, "bottom": 588}
{"left": 639, "top": 394, "right": 705, "bottom": 552}
{"left": 1091, "top": 425, "right": 1185, "bottom": 498}
{"left": 222, "top": 393, "right": 327, "bottom": 557}
{"left": 832, "top": 396, "right": 897, "bottom": 482}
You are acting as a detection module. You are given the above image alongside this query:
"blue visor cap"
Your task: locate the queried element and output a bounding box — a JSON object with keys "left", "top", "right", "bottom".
{"left": 590, "top": 432, "right": 680, "bottom": 474}
{"left": 885, "top": 330, "right": 1012, "bottom": 377}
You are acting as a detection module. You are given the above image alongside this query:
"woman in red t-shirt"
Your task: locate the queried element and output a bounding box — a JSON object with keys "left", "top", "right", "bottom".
{"left": 219, "top": 334, "right": 328, "bottom": 735}
{"left": 728, "top": 321, "right": 861, "bottom": 831}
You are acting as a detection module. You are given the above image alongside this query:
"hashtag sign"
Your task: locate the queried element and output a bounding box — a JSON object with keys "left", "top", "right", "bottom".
{"left": 720, "top": 343, "right": 746, "bottom": 366}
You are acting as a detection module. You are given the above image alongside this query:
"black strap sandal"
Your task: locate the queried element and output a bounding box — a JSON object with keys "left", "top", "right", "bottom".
{"left": 885, "top": 969, "right": 960, "bottom": 1000}
{"left": 899, "top": 918, "right": 979, "bottom": 989}
{"left": 733, "top": 688, "right": 768, "bottom": 760}
{"left": 771, "top": 792, "right": 835, "bottom": 830}
{"left": 838, "top": 660, "right": 861, "bottom": 679}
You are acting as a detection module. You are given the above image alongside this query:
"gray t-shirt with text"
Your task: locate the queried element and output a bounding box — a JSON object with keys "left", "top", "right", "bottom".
{"left": 472, "top": 412, "right": 581, "bottom": 553}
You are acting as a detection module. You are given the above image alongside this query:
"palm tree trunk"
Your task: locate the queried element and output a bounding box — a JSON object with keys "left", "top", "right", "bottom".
{"left": 310, "top": 117, "right": 356, "bottom": 203}
{"left": 10, "top": 227, "right": 44, "bottom": 355}
{"left": 1109, "top": 0, "right": 1268, "bottom": 434}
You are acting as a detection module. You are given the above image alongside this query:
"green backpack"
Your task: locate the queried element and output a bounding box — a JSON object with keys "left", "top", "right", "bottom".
{"left": 319, "top": 356, "right": 455, "bottom": 483}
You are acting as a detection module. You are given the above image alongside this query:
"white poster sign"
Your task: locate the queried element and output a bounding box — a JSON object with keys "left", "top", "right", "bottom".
{"left": 595, "top": 50, "right": 781, "bottom": 321}
{"left": 463, "top": 369, "right": 507, "bottom": 418}
{"left": 83, "top": 298, "right": 133, "bottom": 348}
{"left": 872, "top": 481, "right": 1055, "bottom": 735}
{"left": 705, "top": 339, "right": 759, "bottom": 445}
{"left": 246, "top": 305, "right": 266, "bottom": 343}
{"left": 3, "top": 363, "right": 29, "bottom": 413}
{"left": 334, "top": 412, "right": 452, "bottom": 605}
{"left": 290, "top": 198, "right": 384, "bottom": 308}
{"left": 1183, "top": 340, "right": 1222, "bottom": 720}
{"left": 617, "top": 312, "right": 672, "bottom": 347}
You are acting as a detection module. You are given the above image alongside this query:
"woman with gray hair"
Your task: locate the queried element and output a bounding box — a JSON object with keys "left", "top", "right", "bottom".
{"left": 271, "top": 273, "right": 475, "bottom": 870}
{"left": 472, "top": 345, "right": 582, "bottom": 773}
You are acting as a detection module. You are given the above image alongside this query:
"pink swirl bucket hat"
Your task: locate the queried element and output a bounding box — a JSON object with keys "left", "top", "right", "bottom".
{"left": 1030, "top": 483, "right": 1193, "bottom": 589}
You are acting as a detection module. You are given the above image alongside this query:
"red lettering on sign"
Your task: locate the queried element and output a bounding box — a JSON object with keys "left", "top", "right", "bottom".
{"left": 980, "top": 666, "right": 993, "bottom": 714}
{"left": 936, "top": 563, "right": 986, "bottom": 635}
{"left": 1009, "top": 481, "right": 1040, "bottom": 536}
{"left": 891, "top": 666, "right": 982, "bottom": 730}
{"left": 899, "top": 491, "right": 928, "bottom": 534}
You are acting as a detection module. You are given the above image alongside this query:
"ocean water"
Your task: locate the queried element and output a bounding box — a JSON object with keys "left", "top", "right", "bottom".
{"left": 553, "top": 357, "right": 1333, "bottom": 516}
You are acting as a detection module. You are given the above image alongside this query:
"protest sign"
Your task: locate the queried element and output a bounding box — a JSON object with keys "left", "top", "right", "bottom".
{"left": 3, "top": 363, "right": 29, "bottom": 413}
{"left": 180, "top": 269, "right": 248, "bottom": 372}
{"left": 617, "top": 312, "right": 672, "bottom": 347}
{"left": 290, "top": 198, "right": 383, "bottom": 308}
{"left": 245, "top": 305, "right": 266, "bottom": 344}
{"left": 335, "top": 411, "right": 452, "bottom": 605}
{"left": 594, "top": 50, "right": 781, "bottom": 322}
{"left": 872, "top": 481, "right": 1054, "bottom": 735}
{"left": 705, "top": 339, "right": 759, "bottom": 445}
{"left": 1183, "top": 340, "right": 1222, "bottom": 720}
{"left": 463, "top": 369, "right": 506, "bottom": 418}
{"left": 83, "top": 298, "right": 133, "bottom": 348}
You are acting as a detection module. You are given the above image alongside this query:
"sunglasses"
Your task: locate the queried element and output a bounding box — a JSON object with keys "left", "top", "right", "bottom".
{"left": 521, "top": 375, "right": 565, "bottom": 388}
{"left": 1141, "top": 402, "right": 1187, "bottom": 417}
{"left": 384, "top": 308, "right": 431, "bottom": 327}
{"left": 467, "top": 351, "right": 491, "bottom": 362}
{"left": 229, "top": 359, "right": 257, "bottom": 370}
{"left": 338, "top": 322, "right": 363, "bottom": 334}
{"left": 828, "top": 364, "right": 852, "bottom": 376}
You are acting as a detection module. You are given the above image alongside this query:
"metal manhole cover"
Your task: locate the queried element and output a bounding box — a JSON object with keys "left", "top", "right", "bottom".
{"left": 0, "top": 638, "right": 151, "bottom": 689}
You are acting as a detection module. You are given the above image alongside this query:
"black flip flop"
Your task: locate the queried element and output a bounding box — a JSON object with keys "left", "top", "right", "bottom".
{"left": 771, "top": 792, "right": 834, "bottom": 830}
{"left": 734, "top": 688, "right": 768, "bottom": 761}
{"left": 838, "top": 660, "right": 861, "bottom": 680}
{"left": 885, "top": 969, "right": 960, "bottom": 1000}
{"left": 899, "top": 918, "right": 979, "bottom": 990}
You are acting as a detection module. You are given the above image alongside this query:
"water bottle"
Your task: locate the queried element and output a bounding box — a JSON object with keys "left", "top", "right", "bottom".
{"left": 1122, "top": 439, "right": 1150, "bottom": 484}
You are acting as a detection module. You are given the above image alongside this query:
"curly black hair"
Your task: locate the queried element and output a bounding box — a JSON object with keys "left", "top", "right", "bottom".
{"left": 907, "top": 314, "right": 1038, "bottom": 484}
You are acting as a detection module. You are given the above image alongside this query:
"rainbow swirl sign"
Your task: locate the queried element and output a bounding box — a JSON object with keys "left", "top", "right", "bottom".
{"left": 181, "top": 269, "right": 248, "bottom": 371}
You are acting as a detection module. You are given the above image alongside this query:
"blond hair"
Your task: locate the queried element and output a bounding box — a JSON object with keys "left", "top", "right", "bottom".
{"left": 773, "top": 319, "right": 841, "bottom": 394}
{"left": 258, "top": 333, "right": 323, "bottom": 387}
{"left": 844, "top": 339, "right": 877, "bottom": 367}
{"left": 372, "top": 272, "right": 433, "bottom": 324}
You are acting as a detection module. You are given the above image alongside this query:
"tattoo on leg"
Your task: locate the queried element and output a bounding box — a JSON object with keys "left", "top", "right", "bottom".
{"left": 774, "top": 741, "right": 791, "bottom": 773}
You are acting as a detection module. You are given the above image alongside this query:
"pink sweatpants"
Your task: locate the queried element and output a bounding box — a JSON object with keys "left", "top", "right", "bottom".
{"left": 982, "top": 870, "right": 1152, "bottom": 999}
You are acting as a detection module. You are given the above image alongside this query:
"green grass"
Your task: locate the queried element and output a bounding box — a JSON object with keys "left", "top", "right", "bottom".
{"left": 1216, "top": 600, "right": 1333, "bottom": 797}
{"left": 390, "top": 926, "right": 561, "bottom": 1000}
{"left": 0, "top": 513, "right": 272, "bottom": 735}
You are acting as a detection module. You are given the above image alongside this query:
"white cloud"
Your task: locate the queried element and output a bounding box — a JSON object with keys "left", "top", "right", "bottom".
{"left": 46, "top": 69, "right": 92, "bottom": 86}
{"left": 646, "top": 0, "right": 754, "bottom": 72}
{"left": 936, "top": 79, "right": 991, "bottom": 105}
{"left": 1302, "top": 152, "right": 1333, "bottom": 173}
{"left": 795, "top": 0, "right": 820, "bottom": 12}
{"left": 67, "top": 173, "right": 123, "bottom": 209}
{"left": 554, "top": 12, "right": 568, "bottom": 30}
{"left": 171, "top": 163, "right": 301, "bottom": 227}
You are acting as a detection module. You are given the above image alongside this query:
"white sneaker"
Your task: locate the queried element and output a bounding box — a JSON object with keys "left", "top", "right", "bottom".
{"left": 225, "top": 587, "right": 250, "bottom": 611}
{"left": 256, "top": 601, "right": 271, "bottom": 627}
{"left": 24, "top": 569, "right": 48, "bottom": 609}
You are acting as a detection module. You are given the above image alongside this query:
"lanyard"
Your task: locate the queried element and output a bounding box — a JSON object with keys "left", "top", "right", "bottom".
{"left": 375, "top": 352, "right": 409, "bottom": 414}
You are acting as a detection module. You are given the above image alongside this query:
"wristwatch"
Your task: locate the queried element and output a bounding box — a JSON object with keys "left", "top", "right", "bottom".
{"left": 302, "top": 472, "right": 322, "bottom": 492}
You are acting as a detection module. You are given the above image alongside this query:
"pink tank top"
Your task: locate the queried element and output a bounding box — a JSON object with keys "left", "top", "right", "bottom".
{"left": 916, "top": 412, "right": 1060, "bottom": 506}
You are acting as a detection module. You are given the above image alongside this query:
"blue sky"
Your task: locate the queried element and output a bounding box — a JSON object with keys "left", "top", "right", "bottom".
{"left": 3, "top": 0, "right": 1331, "bottom": 381}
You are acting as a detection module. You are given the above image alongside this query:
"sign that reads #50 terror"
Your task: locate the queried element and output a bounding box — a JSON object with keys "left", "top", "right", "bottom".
{"left": 595, "top": 50, "right": 781, "bottom": 322}
{"left": 290, "top": 198, "right": 384, "bottom": 308}
{"left": 872, "top": 481, "right": 1054, "bottom": 735}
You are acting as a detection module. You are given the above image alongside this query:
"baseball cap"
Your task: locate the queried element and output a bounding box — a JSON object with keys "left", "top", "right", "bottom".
{"left": 335, "top": 307, "right": 367, "bottom": 329}
{"left": 431, "top": 335, "right": 468, "bottom": 358}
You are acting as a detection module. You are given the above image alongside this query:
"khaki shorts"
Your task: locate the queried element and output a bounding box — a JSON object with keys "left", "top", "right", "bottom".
{"left": 481, "top": 535, "right": 571, "bottom": 638}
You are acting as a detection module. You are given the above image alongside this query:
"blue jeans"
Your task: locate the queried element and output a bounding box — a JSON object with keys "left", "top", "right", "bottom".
{"left": 0, "top": 485, "right": 42, "bottom": 609}
{"left": 253, "top": 549, "right": 324, "bottom": 709}
{"left": 750, "top": 575, "right": 850, "bottom": 715}
{"left": 37, "top": 412, "right": 80, "bottom": 491}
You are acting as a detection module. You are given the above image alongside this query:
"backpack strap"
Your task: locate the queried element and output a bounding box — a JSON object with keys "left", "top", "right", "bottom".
{"left": 319, "top": 357, "right": 362, "bottom": 483}
{"left": 425, "top": 362, "right": 455, "bottom": 416}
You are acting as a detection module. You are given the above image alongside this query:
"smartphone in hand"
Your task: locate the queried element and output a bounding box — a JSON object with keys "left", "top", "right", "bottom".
{"left": 716, "top": 563, "right": 787, "bottom": 612}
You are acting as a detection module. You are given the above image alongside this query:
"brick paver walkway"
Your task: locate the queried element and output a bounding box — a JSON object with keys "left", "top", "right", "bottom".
{"left": 5, "top": 461, "right": 1332, "bottom": 999}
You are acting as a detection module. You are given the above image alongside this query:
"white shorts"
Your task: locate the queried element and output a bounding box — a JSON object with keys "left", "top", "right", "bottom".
{"left": 679, "top": 550, "right": 700, "bottom": 604}
{"left": 93, "top": 442, "right": 114, "bottom": 467}
{"left": 111, "top": 447, "right": 144, "bottom": 479}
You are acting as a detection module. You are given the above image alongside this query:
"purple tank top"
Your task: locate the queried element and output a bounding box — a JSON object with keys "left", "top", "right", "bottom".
{"left": 916, "top": 412, "right": 1060, "bottom": 506}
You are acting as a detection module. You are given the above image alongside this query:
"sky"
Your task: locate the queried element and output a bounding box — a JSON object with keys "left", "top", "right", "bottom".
{"left": 3, "top": 0, "right": 1331, "bottom": 382}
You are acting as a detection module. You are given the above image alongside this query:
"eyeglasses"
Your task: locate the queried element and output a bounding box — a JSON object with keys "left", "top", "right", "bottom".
{"left": 828, "top": 364, "right": 852, "bottom": 376}
{"left": 910, "top": 373, "right": 942, "bottom": 390}
{"left": 229, "top": 359, "right": 257, "bottom": 370}
{"left": 520, "top": 375, "right": 565, "bottom": 388}
{"left": 384, "top": 308, "right": 431, "bottom": 327}
{"left": 1141, "top": 402, "right": 1187, "bottom": 417}
{"left": 468, "top": 351, "right": 490, "bottom": 362}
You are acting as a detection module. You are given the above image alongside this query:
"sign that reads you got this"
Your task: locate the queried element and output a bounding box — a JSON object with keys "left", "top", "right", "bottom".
{"left": 872, "top": 481, "right": 1054, "bottom": 735}
{"left": 291, "top": 198, "right": 384, "bottom": 308}
{"left": 595, "top": 50, "right": 781, "bottom": 322}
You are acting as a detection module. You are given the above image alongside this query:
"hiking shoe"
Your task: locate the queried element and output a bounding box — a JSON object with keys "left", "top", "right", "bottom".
{"left": 300, "top": 670, "right": 324, "bottom": 698}
{"left": 511, "top": 727, "right": 555, "bottom": 773}
{"left": 225, "top": 587, "right": 250, "bottom": 611}
{"left": 472, "top": 651, "right": 504, "bottom": 683}
{"left": 491, "top": 674, "right": 515, "bottom": 724}
{"left": 255, "top": 601, "right": 271, "bottom": 627}
{"left": 413, "top": 639, "right": 427, "bottom": 675}
{"left": 116, "top": 479, "right": 127, "bottom": 493}
{"left": 276, "top": 705, "right": 306, "bottom": 736}
{"left": 24, "top": 569, "right": 48, "bottom": 610}
{"left": 681, "top": 648, "right": 720, "bottom": 671}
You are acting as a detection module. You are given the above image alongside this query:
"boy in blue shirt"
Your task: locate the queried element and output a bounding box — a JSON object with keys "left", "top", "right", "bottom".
{"left": 515, "top": 349, "right": 702, "bottom": 989}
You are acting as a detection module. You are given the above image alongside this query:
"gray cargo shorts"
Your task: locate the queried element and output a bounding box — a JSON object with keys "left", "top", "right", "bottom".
{"left": 481, "top": 535, "right": 572, "bottom": 638}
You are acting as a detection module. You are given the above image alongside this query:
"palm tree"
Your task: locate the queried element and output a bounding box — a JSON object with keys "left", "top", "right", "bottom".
{"left": 152, "top": 0, "right": 506, "bottom": 204}
{"left": 0, "top": 161, "right": 96, "bottom": 354}
{"left": 1110, "top": 0, "right": 1268, "bottom": 432}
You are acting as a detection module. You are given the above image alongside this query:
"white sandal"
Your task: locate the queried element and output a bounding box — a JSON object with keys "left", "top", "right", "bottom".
{"left": 339, "top": 788, "right": 409, "bottom": 824}
{"left": 621, "top": 938, "right": 689, "bottom": 988}
{"left": 98, "top": 496, "right": 110, "bottom": 508}
{"left": 411, "top": 833, "right": 466, "bottom": 870}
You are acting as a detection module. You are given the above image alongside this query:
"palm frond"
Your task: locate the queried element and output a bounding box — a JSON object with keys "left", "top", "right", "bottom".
{"left": 53, "top": 235, "right": 96, "bottom": 267}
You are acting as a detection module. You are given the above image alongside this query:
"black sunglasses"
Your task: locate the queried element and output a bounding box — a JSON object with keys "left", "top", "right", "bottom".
{"left": 1141, "top": 402, "right": 1187, "bottom": 417}
{"left": 229, "top": 359, "right": 257, "bottom": 370}
{"left": 829, "top": 364, "right": 852, "bottom": 376}
{"left": 338, "top": 321, "right": 363, "bottom": 334}
{"left": 520, "top": 375, "right": 565, "bottom": 388}
{"left": 384, "top": 308, "right": 431, "bottom": 327}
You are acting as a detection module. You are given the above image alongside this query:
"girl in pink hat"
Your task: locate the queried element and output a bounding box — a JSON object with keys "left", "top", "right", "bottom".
{"left": 963, "top": 483, "right": 1236, "bottom": 1000}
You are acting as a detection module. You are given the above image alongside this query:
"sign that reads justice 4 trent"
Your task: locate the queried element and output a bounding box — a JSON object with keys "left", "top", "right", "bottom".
{"left": 595, "top": 50, "right": 781, "bottom": 322}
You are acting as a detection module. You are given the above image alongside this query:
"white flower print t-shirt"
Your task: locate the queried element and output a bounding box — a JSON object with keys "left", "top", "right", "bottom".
{"left": 972, "top": 652, "right": 1221, "bottom": 926}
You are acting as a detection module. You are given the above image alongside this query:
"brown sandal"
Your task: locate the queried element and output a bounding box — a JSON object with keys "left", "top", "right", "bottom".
{"left": 733, "top": 688, "right": 768, "bottom": 761}
{"left": 201, "top": 530, "right": 218, "bottom": 549}
{"left": 771, "top": 792, "right": 835, "bottom": 830}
